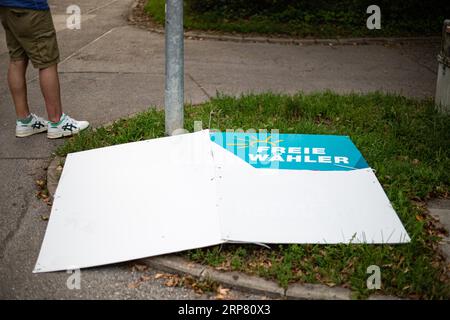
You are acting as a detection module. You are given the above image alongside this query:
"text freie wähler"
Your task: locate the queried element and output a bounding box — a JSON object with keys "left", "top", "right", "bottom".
{"left": 248, "top": 146, "right": 350, "bottom": 164}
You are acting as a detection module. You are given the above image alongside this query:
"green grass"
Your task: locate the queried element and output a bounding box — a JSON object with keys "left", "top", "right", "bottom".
{"left": 144, "top": 0, "right": 444, "bottom": 38}
{"left": 57, "top": 91, "right": 450, "bottom": 299}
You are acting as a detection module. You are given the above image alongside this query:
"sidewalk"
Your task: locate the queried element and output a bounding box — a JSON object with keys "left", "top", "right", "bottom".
{"left": 0, "top": 0, "right": 442, "bottom": 299}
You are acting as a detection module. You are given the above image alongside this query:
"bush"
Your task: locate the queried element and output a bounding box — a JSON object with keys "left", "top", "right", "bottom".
{"left": 185, "top": 0, "right": 449, "bottom": 34}
{"left": 186, "top": 0, "right": 447, "bottom": 20}
{"left": 146, "top": 0, "right": 449, "bottom": 36}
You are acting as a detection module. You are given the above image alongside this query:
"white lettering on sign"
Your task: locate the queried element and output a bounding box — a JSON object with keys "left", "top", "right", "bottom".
{"left": 269, "top": 154, "right": 284, "bottom": 162}
{"left": 257, "top": 146, "right": 270, "bottom": 153}
{"left": 304, "top": 156, "right": 317, "bottom": 163}
{"left": 287, "top": 155, "right": 302, "bottom": 162}
{"left": 271, "top": 147, "right": 285, "bottom": 154}
{"left": 249, "top": 147, "right": 350, "bottom": 165}
{"left": 318, "top": 156, "right": 332, "bottom": 163}
{"left": 334, "top": 156, "right": 350, "bottom": 164}
{"left": 288, "top": 147, "right": 301, "bottom": 154}
{"left": 249, "top": 154, "right": 269, "bottom": 162}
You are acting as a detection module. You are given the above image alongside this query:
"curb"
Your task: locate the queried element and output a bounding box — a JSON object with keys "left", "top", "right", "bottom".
{"left": 47, "top": 155, "right": 64, "bottom": 198}
{"left": 127, "top": 0, "right": 440, "bottom": 46}
{"left": 143, "top": 255, "right": 402, "bottom": 300}
{"left": 142, "top": 255, "right": 351, "bottom": 300}
{"left": 46, "top": 156, "right": 401, "bottom": 300}
{"left": 427, "top": 199, "right": 450, "bottom": 272}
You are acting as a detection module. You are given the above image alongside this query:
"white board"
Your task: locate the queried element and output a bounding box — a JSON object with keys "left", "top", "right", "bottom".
{"left": 216, "top": 163, "right": 409, "bottom": 244}
{"left": 210, "top": 131, "right": 410, "bottom": 244}
{"left": 34, "top": 130, "right": 223, "bottom": 273}
{"left": 35, "top": 130, "right": 410, "bottom": 273}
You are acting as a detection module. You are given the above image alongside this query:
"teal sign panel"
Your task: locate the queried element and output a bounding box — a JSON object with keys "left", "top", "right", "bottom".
{"left": 210, "top": 131, "right": 368, "bottom": 171}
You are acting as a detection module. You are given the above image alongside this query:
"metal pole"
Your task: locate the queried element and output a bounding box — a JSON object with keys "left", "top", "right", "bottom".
{"left": 165, "top": 0, "right": 184, "bottom": 135}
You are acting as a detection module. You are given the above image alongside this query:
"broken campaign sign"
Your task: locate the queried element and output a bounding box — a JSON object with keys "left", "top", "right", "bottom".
{"left": 34, "top": 130, "right": 409, "bottom": 273}
{"left": 211, "top": 131, "right": 409, "bottom": 244}
{"left": 209, "top": 131, "right": 369, "bottom": 171}
{"left": 34, "top": 131, "right": 223, "bottom": 273}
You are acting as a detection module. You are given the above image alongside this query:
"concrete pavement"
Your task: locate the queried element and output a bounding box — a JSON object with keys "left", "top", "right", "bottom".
{"left": 0, "top": 0, "right": 441, "bottom": 299}
{"left": 428, "top": 199, "right": 450, "bottom": 265}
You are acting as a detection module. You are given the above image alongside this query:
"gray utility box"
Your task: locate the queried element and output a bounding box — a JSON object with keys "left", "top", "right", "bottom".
{"left": 436, "top": 20, "right": 450, "bottom": 113}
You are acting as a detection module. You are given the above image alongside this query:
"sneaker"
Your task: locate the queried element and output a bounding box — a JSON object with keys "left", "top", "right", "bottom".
{"left": 47, "top": 113, "right": 90, "bottom": 139}
{"left": 15, "top": 113, "right": 48, "bottom": 137}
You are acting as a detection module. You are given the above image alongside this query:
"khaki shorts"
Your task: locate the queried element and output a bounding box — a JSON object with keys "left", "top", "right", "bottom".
{"left": 0, "top": 7, "right": 60, "bottom": 69}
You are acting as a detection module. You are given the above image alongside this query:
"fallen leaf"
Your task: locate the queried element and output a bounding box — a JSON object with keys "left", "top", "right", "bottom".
{"left": 396, "top": 256, "right": 405, "bottom": 267}
{"left": 217, "top": 286, "right": 230, "bottom": 296}
{"left": 128, "top": 281, "right": 141, "bottom": 289}
{"left": 194, "top": 288, "right": 203, "bottom": 294}
{"left": 36, "top": 180, "right": 45, "bottom": 188}
{"left": 215, "top": 266, "right": 229, "bottom": 271}
{"left": 165, "top": 277, "right": 179, "bottom": 287}
{"left": 132, "top": 264, "right": 148, "bottom": 272}
{"left": 140, "top": 275, "right": 152, "bottom": 281}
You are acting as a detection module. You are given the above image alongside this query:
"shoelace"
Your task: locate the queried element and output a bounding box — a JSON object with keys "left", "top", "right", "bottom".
{"left": 31, "top": 120, "right": 45, "bottom": 129}
{"left": 62, "top": 117, "right": 78, "bottom": 131}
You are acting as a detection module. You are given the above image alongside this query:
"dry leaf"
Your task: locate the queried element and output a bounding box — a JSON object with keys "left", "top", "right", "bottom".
{"left": 165, "top": 277, "right": 179, "bottom": 287}
{"left": 140, "top": 275, "right": 152, "bottom": 281}
{"left": 132, "top": 264, "right": 148, "bottom": 272}
{"left": 215, "top": 266, "right": 229, "bottom": 271}
{"left": 128, "top": 281, "right": 141, "bottom": 289}
{"left": 217, "top": 286, "right": 230, "bottom": 296}
{"left": 194, "top": 288, "right": 203, "bottom": 294}
{"left": 36, "top": 180, "right": 45, "bottom": 188}
{"left": 396, "top": 256, "right": 405, "bottom": 267}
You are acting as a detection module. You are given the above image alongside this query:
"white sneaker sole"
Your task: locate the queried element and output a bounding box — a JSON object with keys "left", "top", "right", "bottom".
{"left": 47, "top": 125, "right": 89, "bottom": 139}
{"left": 15, "top": 127, "right": 48, "bottom": 138}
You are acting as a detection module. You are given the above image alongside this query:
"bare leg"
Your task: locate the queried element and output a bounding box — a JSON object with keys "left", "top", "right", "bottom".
{"left": 8, "top": 59, "right": 30, "bottom": 119}
{"left": 39, "top": 64, "right": 63, "bottom": 123}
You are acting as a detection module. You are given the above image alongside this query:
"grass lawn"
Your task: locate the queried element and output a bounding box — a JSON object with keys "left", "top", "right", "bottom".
{"left": 144, "top": 0, "right": 445, "bottom": 38}
{"left": 57, "top": 91, "right": 450, "bottom": 299}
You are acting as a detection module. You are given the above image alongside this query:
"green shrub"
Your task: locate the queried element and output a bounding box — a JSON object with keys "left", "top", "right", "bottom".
{"left": 147, "top": 0, "right": 449, "bottom": 36}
